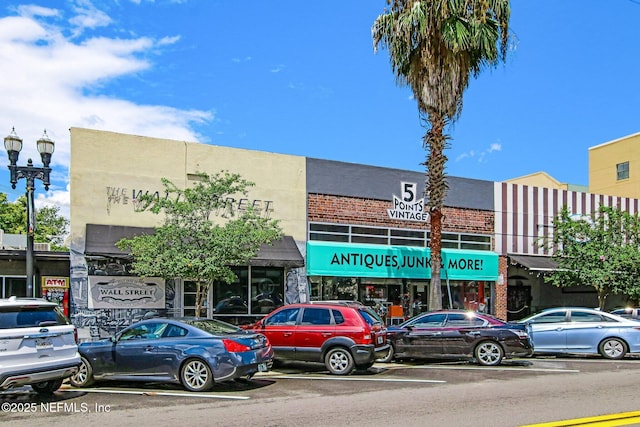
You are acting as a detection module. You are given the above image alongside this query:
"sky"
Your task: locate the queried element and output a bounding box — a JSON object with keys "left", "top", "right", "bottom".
{"left": 1, "top": 0, "right": 639, "bottom": 221}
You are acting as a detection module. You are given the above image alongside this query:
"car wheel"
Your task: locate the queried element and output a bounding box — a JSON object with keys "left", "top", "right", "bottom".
{"left": 475, "top": 341, "right": 503, "bottom": 366}
{"left": 31, "top": 379, "right": 63, "bottom": 394}
{"left": 599, "top": 338, "right": 627, "bottom": 359}
{"left": 376, "top": 345, "right": 395, "bottom": 363}
{"left": 180, "top": 358, "right": 214, "bottom": 392}
{"left": 325, "top": 347, "right": 355, "bottom": 375}
{"left": 69, "top": 357, "right": 95, "bottom": 388}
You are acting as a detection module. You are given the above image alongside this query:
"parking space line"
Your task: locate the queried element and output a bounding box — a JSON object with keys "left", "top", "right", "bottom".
{"left": 59, "top": 388, "right": 250, "bottom": 400}
{"left": 263, "top": 375, "right": 446, "bottom": 384}
{"left": 535, "top": 357, "right": 640, "bottom": 363}
{"left": 384, "top": 365, "right": 580, "bottom": 373}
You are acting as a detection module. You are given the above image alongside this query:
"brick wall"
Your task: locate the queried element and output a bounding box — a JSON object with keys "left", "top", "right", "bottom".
{"left": 308, "top": 193, "right": 494, "bottom": 236}
{"left": 495, "top": 256, "right": 508, "bottom": 320}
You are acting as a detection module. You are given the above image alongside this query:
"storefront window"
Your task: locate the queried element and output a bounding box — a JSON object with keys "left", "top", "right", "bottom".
{"left": 308, "top": 276, "right": 493, "bottom": 319}
{"left": 250, "top": 267, "right": 284, "bottom": 315}
{"left": 183, "top": 280, "right": 208, "bottom": 317}
{"left": 213, "top": 268, "right": 249, "bottom": 316}
{"left": 441, "top": 281, "right": 490, "bottom": 313}
{"left": 2, "top": 277, "right": 27, "bottom": 298}
{"left": 309, "top": 277, "right": 360, "bottom": 302}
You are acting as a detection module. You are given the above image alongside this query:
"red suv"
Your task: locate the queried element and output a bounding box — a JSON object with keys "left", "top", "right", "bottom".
{"left": 247, "top": 302, "right": 388, "bottom": 375}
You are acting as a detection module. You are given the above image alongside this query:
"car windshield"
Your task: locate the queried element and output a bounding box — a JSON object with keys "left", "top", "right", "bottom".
{"left": 182, "top": 318, "right": 242, "bottom": 334}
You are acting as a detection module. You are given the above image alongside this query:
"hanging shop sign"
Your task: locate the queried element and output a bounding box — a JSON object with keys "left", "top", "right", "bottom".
{"left": 307, "top": 241, "right": 498, "bottom": 281}
{"left": 88, "top": 276, "right": 165, "bottom": 309}
{"left": 387, "top": 182, "right": 429, "bottom": 222}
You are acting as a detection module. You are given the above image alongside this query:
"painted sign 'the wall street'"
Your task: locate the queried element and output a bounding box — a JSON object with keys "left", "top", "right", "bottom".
{"left": 387, "top": 182, "right": 429, "bottom": 222}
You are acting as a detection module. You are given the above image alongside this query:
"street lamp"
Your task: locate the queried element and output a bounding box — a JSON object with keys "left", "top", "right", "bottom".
{"left": 4, "top": 128, "right": 55, "bottom": 297}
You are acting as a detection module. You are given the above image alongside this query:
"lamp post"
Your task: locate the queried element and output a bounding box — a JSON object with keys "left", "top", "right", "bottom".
{"left": 4, "top": 128, "right": 55, "bottom": 297}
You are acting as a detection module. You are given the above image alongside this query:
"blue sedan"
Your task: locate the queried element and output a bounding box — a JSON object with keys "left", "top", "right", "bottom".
{"left": 516, "top": 307, "right": 640, "bottom": 359}
{"left": 69, "top": 318, "right": 273, "bottom": 392}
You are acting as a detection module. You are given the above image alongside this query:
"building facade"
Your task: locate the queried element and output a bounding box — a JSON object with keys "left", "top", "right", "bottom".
{"left": 69, "top": 128, "right": 307, "bottom": 336}
{"left": 57, "top": 128, "right": 640, "bottom": 338}
{"left": 305, "top": 158, "right": 500, "bottom": 320}
{"left": 495, "top": 182, "right": 639, "bottom": 318}
{"left": 589, "top": 132, "right": 640, "bottom": 198}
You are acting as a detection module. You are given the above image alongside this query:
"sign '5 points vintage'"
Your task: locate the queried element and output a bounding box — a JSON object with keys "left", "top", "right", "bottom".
{"left": 387, "top": 182, "right": 429, "bottom": 222}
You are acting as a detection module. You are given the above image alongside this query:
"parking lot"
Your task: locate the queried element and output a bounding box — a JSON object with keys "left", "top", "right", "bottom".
{"left": 3, "top": 356, "right": 640, "bottom": 426}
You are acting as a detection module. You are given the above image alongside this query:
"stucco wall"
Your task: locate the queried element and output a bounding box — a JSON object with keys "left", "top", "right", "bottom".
{"left": 589, "top": 133, "right": 640, "bottom": 198}
{"left": 70, "top": 128, "right": 307, "bottom": 247}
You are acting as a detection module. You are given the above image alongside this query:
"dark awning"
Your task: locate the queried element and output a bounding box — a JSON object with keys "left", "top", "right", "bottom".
{"left": 85, "top": 224, "right": 154, "bottom": 256}
{"left": 250, "top": 235, "right": 305, "bottom": 268}
{"left": 85, "top": 224, "right": 304, "bottom": 268}
{"left": 508, "top": 254, "right": 558, "bottom": 272}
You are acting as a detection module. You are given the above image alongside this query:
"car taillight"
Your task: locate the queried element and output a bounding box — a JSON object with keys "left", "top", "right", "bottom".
{"left": 223, "top": 339, "right": 251, "bottom": 353}
{"left": 353, "top": 332, "right": 373, "bottom": 345}
{"left": 74, "top": 327, "right": 78, "bottom": 344}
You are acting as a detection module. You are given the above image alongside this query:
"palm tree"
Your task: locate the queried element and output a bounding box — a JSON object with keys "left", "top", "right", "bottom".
{"left": 373, "top": 0, "right": 511, "bottom": 310}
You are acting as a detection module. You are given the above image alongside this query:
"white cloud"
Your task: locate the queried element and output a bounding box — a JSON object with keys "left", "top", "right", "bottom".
{"left": 488, "top": 142, "right": 502, "bottom": 153}
{"left": 455, "top": 142, "right": 501, "bottom": 163}
{"left": 0, "top": 3, "right": 212, "bottom": 221}
{"left": 69, "top": 1, "right": 112, "bottom": 36}
{"left": 35, "top": 183, "right": 70, "bottom": 221}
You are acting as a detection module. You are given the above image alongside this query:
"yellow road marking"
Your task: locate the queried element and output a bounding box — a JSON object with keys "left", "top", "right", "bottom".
{"left": 521, "top": 411, "right": 640, "bottom": 427}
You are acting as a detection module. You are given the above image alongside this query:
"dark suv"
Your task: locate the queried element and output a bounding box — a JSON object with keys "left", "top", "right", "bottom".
{"left": 247, "top": 302, "right": 388, "bottom": 375}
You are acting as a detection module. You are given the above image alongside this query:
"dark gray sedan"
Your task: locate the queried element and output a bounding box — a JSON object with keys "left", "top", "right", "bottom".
{"left": 69, "top": 318, "right": 273, "bottom": 392}
{"left": 379, "top": 310, "right": 533, "bottom": 366}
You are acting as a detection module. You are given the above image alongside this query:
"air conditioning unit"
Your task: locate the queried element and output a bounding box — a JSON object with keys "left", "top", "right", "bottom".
{"left": 34, "top": 243, "right": 51, "bottom": 251}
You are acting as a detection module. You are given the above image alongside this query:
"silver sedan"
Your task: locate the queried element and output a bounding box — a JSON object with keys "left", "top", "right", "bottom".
{"left": 516, "top": 307, "right": 640, "bottom": 359}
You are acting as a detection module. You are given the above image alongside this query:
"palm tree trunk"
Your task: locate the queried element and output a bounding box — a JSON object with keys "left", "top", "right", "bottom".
{"left": 424, "top": 115, "right": 448, "bottom": 311}
{"left": 429, "top": 209, "right": 444, "bottom": 310}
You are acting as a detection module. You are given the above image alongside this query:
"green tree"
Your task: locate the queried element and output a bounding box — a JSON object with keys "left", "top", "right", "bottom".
{"left": 373, "top": 0, "right": 511, "bottom": 309}
{"left": 539, "top": 206, "right": 640, "bottom": 310}
{"left": 0, "top": 193, "right": 26, "bottom": 233}
{"left": 116, "top": 172, "right": 283, "bottom": 316}
{"left": 0, "top": 193, "right": 69, "bottom": 251}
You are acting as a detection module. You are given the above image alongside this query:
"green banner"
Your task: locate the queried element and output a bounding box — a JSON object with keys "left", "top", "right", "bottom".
{"left": 306, "top": 241, "right": 498, "bottom": 280}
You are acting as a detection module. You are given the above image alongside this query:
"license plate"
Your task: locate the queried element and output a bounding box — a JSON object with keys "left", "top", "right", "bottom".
{"left": 35, "top": 339, "right": 53, "bottom": 350}
{"left": 377, "top": 335, "right": 383, "bottom": 344}
{"left": 258, "top": 363, "right": 268, "bottom": 372}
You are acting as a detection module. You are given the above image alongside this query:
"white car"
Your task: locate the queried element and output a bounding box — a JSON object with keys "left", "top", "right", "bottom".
{"left": 0, "top": 297, "right": 81, "bottom": 394}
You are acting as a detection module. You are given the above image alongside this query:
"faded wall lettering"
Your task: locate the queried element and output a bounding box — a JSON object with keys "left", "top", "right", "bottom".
{"left": 105, "top": 186, "right": 274, "bottom": 217}
{"left": 106, "top": 187, "right": 130, "bottom": 215}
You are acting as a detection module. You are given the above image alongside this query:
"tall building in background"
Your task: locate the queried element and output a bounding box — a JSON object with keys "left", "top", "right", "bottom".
{"left": 589, "top": 132, "right": 640, "bottom": 198}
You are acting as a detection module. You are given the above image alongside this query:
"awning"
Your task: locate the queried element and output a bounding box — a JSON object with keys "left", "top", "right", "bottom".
{"left": 250, "top": 235, "right": 305, "bottom": 268}
{"left": 85, "top": 224, "right": 304, "bottom": 267}
{"left": 508, "top": 254, "right": 558, "bottom": 272}
{"left": 85, "top": 224, "right": 154, "bottom": 256}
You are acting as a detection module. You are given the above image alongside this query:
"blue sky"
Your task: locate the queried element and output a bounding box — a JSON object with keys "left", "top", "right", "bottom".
{"left": 1, "top": 0, "right": 639, "bottom": 220}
